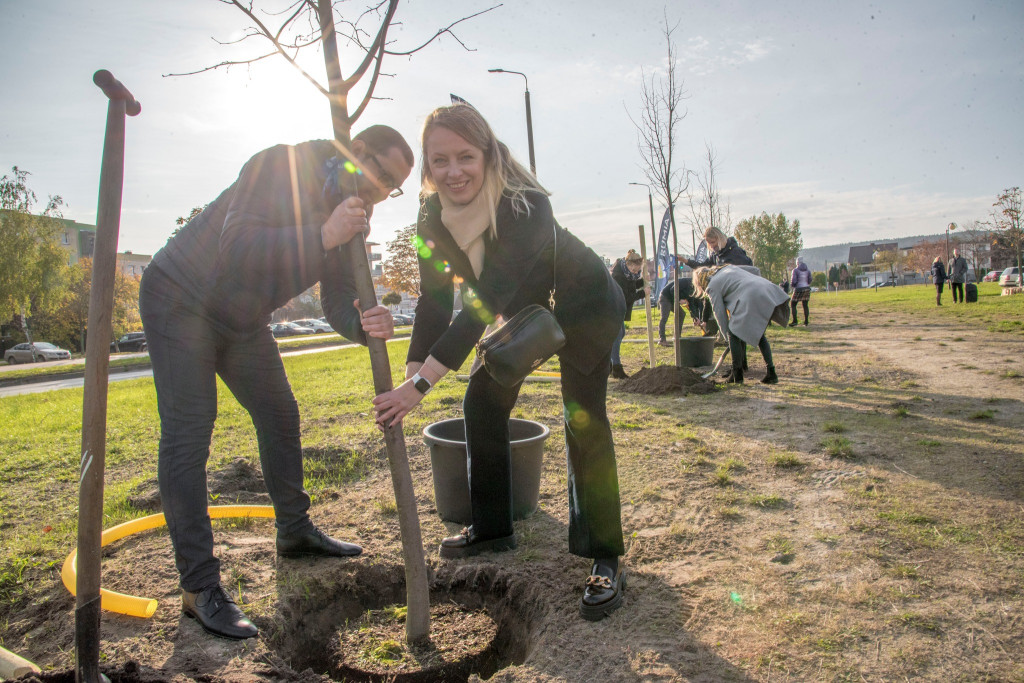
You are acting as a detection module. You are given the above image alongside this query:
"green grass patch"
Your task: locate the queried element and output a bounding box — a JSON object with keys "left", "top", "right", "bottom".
{"left": 748, "top": 493, "right": 787, "bottom": 509}
{"left": 768, "top": 451, "right": 805, "bottom": 468}
{"left": 822, "top": 435, "right": 855, "bottom": 459}
{"left": 970, "top": 409, "right": 995, "bottom": 420}
{"left": 822, "top": 421, "right": 847, "bottom": 433}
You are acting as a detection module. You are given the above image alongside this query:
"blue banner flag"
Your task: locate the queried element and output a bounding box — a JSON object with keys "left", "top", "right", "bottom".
{"left": 654, "top": 206, "right": 673, "bottom": 297}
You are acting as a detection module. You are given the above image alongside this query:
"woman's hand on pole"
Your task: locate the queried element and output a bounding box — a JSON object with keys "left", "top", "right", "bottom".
{"left": 372, "top": 382, "right": 424, "bottom": 430}
{"left": 354, "top": 300, "right": 394, "bottom": 339}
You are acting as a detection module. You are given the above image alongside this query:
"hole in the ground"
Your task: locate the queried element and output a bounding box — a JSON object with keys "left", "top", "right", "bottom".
{"left": 270, "top": 562, "right": 542, "bottom": 682}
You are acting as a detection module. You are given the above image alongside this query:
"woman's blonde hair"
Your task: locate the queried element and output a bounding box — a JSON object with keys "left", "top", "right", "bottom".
{"left": 420, "top": 104, "right": 549, "bottom": 236}
{"left": 625, "top": 249, "right": 644, "bottom": 265}
{"left": 693, "top": 264, "right": 728, "bottom": 297}
{"left": 704, "top": 226, "right": 727, "bottom": 246}
{"left": 933, "top": 256, "right": 942, "bottom": 264}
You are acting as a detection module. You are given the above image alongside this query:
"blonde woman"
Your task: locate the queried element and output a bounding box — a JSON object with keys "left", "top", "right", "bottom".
{"left": 693, "top": 265, "right": 790, "bottom": 384}
{"left": 372, "top": 104, "right": 627, "bottom": 621}
{"left": 685, "top": 226, "right": 752, "bottom": 269}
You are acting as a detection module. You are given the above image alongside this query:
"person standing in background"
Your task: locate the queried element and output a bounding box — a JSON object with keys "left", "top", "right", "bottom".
{"left": 790, "top": 256, "right": 812, "bottom": 326}
{"left": 610, "top": 249, "right": 648, "bottom": 378}
{"left": 948, "top": 248, "right": 968, "bottom": 303}
{"left": 931, "top": 256, "right": 947, "bottom": 306}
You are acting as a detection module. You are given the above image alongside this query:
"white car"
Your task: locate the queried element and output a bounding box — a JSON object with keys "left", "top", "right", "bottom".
{"left": 291, "top": 318, "right": 334, "bottom": 334}
{"left": 5, "top": 342, "right": 72, "bottom": 364}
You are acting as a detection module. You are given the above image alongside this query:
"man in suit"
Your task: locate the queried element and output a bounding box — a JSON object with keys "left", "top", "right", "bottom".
{"left": 140, "top": 126, "right": 414, "bottom": 639}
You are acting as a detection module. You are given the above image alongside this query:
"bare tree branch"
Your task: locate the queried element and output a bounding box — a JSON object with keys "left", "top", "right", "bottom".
{"left": 384, "top": 5, "right": 502, "bottom": 56}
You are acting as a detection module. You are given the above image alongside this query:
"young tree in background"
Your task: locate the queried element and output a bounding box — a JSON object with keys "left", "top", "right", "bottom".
{"left": 631, "top": 12, "right": 688, "bottom": 366}
{"left": 169, "top": 205, "right": 207, "bottom": 242}
{"left": 0, "top": 167, "right": 69, "bottom": 351}
{"left": 686, "top": 143, "right": 731, "bottom": 249}
{"left": 873, "top": 248, "right": 907, "bottom": 285}
{"left": 381, "top": 224, "right": 420, "bottom": 297}
{"left": 734, "top": 212, "right": 802, "bottom": 284}
{"left": 381, "top": 291, "right": 402, "bottom": 309}
{"left": 955, "top": 219, "right": 991, "bottom": 277}
{"left": 990, "top": 187, "right": 1022, "bottom": 282}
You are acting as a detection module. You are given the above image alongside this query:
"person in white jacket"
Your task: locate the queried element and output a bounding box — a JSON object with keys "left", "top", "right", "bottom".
{"left": 694, "top": 265, "right": 790, "bottom": 384}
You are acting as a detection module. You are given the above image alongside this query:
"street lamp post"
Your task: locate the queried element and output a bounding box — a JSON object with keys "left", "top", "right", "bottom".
{"left": 488, "top": 68, "right": 536, "bottom": 175}
{"left": 946, "top": 222, "right": 957, "bottom": 267}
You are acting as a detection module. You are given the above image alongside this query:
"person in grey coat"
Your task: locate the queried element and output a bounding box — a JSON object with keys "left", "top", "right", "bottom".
{"left": 693, "top": 265, "right": 790, "bottom": 384}
{"left": 948, "top": 248, "right": 969, "bottom": 303}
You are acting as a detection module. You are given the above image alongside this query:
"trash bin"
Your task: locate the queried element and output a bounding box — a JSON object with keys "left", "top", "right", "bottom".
{"left": 423, "top": 418, "right": 549, "bottom": 524}
{"left": 677, "top": 336, "right": 715, "bottom": 367}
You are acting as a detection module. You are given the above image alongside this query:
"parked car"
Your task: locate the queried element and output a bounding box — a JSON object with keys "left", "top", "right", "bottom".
{"left": 270, "top": 322, "right": 315, "bottom": 338}
{"left": 392, "top": 314, "right": 414, "bottom": 326}
{"left": 110, "top": 331, "right": 147, "bottom": 352}
{"left": 999, "top": 267, "right": 1022, "bottom": 287}
{"left": 5, "top": 342, "right": 72, "bottom": 364}
{"left": 291, "top": 318, "right": 334, "bottom": 333}
{"left": 982, "top": 270, "right": 1001, "bottom": 282}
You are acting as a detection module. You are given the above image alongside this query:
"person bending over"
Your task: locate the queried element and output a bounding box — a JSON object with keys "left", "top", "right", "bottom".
{"left": 693, "top": 265, "right": 790, "bottom": 385}
{"left": 141, "top": 126, "right": 413, "bottom": 639}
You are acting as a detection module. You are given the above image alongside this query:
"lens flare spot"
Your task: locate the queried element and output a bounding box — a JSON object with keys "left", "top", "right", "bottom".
{"left": 343, "top": 161, "right": 360, "bottom": 175}
{"left": 565, "top": 402, "right": 590, "bottom": 429}
{"left": 730, "top": 591, "right": 743, "bottom": 605}
{"left": 434, "top": 261, "right": 446, "bottom": 272}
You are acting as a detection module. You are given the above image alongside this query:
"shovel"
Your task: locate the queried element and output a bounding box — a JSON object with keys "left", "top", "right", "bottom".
{"left": 701, "top": 347, "right": 730, "bottom": 380}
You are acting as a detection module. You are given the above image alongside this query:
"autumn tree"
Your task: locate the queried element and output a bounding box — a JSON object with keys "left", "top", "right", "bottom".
{"left": 382, "top": 291, "right": 402, "bottom": 308}
{"left": 381, "top": 224, "right": 420, "bottom": 296}
{"left": 0, "top": 167, "right": 69, "bottom": 346}
{"left": 873, "top": 248, "right": 907, "bottom": 285}
{"left": 990, "top": 187, "right": 1023, "bottom": 280}
{"left": 169, "top": 204, "right": 207, "bottom": 242}
{"left": 905, "top": 238, "right": 946, "bottom": 276}
{"left": 734, "top": 212, "right": 802, "bottom": 284}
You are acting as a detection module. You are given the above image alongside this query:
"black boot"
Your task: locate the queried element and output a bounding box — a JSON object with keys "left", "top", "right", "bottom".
{"left": 761, "top": 365, "right": 778, "bottom": 384}
{"left": 725, "top": 367, "right": 744, "bottom": 384}
{"left": 611, "top": 363, "right": 628, "bottom": 379}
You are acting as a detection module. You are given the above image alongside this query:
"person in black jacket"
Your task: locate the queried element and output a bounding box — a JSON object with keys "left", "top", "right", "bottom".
{"left": 931, "top": 256, "right": 947, "bottom": 306}
{"left": 658, "top": 275, "right": 697, "bottom": 346}
{"left": 372, "top": 104, "right": 627, "bottom": 621}
{"left": 139, "top": 127, "right": 413, "bottom": 639}
{"left": 684, "top": 226, "right": 752, "bottom": 269}
{"left": 610, "top": 249, "right": 648, "bottom": 376}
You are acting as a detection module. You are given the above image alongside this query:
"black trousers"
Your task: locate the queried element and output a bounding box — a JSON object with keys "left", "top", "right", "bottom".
{"left": 658, "top": 299, "right": 684, "bottom": 340}
{"left": 463, "top": 352, "right": 625, "bottom": 559}
{"left": 951, "top": 282, "right": 964, "bottom": 302}
{"left": 730, "top": 333, "right": 773, "bottom": 370}
{"left": 140, "top": 267, "right": 315, "bottom": 592}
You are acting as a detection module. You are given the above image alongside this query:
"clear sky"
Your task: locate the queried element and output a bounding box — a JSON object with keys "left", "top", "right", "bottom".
{"left": 2, "top": 1, "right": 1021, "bottom": 262}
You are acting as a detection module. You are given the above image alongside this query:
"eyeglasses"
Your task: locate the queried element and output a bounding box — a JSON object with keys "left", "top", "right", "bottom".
{"left": 368, "top": 154, "right": 404, "bottom": 199}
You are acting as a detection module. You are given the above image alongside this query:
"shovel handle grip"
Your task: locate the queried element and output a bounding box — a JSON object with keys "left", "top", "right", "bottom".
{"left": 93, "top": 70, "right": 141, "bottom": 116}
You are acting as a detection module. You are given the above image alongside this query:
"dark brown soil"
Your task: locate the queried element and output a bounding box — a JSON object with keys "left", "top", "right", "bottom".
{"left": 332, "top": 602, "right": 496, "bottom": 681}
{"left": 617, "top": 364, "right": 716, "bottom": 395}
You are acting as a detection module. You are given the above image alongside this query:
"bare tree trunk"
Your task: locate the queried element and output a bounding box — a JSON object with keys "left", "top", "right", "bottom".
{"left": 317, "top": 0, "right": 430, "bottom": 645}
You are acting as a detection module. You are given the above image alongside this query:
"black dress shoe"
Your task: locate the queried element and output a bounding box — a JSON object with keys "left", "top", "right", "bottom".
{"left": 182, "top": 585, "right": 258, "bottom": 640}
{"left": 610, "top": 363, "right": 628, "bottom": 379}
{"left": 439, "top": 526, "right": 516, "bottom": 559}
{"left": 580, "top": 560, "right": 626, "bottom": 621}
{"left": 276, "top": 527, "right": 363, "bottom": 558}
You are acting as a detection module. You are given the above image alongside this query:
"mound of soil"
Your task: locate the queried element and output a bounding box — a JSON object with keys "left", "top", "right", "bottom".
{"left": 617, "top": 365, "right": 716, "bottom": 395}
{"left": 331, "top": 602, "right": 497, "bottom": 682}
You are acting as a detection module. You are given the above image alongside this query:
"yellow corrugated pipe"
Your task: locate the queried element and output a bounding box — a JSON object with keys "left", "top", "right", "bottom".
{"left": 61, "top": 505, "right": 275, "bottom": 618}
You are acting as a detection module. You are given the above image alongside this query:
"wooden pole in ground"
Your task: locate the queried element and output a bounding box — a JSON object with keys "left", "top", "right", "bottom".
{"left": 76, "top": 70, "right": 139, "bottom": 683}
{"left": 316, "top": 0, "right": 430, "bottom": 644}
{"left": 638, "top": 225, "right": 656, "bottom": 368}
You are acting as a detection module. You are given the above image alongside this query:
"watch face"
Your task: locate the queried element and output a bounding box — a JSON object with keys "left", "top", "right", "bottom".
{"left": 414, "top": 377, "right": 431, "bottom": 394}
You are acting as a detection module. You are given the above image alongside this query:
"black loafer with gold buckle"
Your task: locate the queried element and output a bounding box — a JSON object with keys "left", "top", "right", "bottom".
{"left": 579, "top": 560, "right": 626, "bottom": 621}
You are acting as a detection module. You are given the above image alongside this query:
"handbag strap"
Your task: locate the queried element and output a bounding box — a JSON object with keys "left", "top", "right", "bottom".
{"left": 549, "top": 222, "right": 558, "bottom": 311}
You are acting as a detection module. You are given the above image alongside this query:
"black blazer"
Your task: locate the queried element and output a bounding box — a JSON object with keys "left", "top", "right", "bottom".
{"left": 686, "top": 236, "right": 752, "bottom": 269}
{"left": 408, "top": 190, "right": 625, "bottom": 374}
{"left": 612, "top": 259, "right": 646, "bottom": 322}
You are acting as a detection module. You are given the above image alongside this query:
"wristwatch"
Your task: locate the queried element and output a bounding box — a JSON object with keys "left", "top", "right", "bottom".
{"left": 411, "top": 372, "right": 433, "bottom": 395}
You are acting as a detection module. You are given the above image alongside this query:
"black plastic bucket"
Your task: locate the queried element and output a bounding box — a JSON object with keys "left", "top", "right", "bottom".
{"left": 678, "top": 336, "right": 715, "bottom": 367}
{"left": 423, "top": 418, "right": 549, "bottom": 524}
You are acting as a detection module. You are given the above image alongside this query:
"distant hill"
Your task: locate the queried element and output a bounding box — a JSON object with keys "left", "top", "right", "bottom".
{"left": 798, "top": 233, "right": 947, "bottom": 271}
